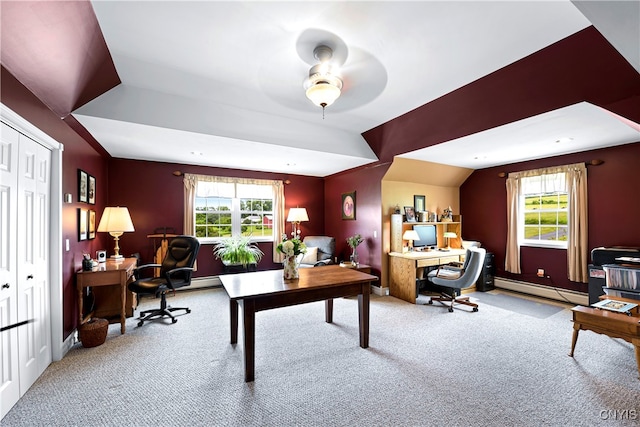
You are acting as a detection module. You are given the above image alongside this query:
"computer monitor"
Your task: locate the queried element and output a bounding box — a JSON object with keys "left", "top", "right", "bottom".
{"left": 412, "top": 224, "right": 437, "bottom": 248}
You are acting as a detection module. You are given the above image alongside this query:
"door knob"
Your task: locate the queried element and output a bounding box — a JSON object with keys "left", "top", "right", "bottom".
{"left": 2, "top": 283, "right": 9, "bottom": 289}
{"left": 27, "top": 274, "right": 34, "bottom": 280}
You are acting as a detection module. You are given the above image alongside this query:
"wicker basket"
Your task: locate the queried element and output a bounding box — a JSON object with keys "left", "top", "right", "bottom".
{"left": 79, "top": 318, "right": 108, "bottom": 348}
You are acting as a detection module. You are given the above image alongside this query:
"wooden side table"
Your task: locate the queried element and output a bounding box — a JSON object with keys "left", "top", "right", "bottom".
{"left": 76, "top": 258, "right": 137, "bottom": 334}
{"left": 569, "top": 295, "right": 640, "bottom": 378}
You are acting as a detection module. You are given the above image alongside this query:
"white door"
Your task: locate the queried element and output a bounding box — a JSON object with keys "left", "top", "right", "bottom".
{"left": 0, "top": 121, "right": 52, "bottom": 419}
{"left": 0, "top": 122, "right": 20, "bottom": 418}
{"left": 16, "top": 131, "right": 51, "bottom": 392}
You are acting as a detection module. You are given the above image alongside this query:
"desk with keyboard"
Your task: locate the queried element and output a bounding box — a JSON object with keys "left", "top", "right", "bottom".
{"left": 389, "top": 249, "right": 466, "bottom": 303}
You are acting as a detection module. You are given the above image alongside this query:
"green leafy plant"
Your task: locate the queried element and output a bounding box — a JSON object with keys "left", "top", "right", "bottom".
{"left": 212, "top": 234, "right": 264, "bottom": 266}
{"left": 346, "top": 234, "right": 364, "bottom": 249}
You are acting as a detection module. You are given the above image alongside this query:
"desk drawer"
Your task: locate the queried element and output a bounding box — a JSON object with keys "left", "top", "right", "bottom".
{"left": 417, "top": 258, "right": 440, "bottom": 268}
{"left": 439, "top": 255, "right": 460, "bottom": 265}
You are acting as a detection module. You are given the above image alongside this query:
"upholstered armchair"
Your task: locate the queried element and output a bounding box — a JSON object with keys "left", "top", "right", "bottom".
{"left": 299, "top": 236, "right": 336, "bottom": 268}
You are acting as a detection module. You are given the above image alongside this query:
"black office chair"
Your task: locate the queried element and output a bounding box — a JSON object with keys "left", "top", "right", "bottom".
{"left": 128, "top": 235, "right": 201, "bottom": 326}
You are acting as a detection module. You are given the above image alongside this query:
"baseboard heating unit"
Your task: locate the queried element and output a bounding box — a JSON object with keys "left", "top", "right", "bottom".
{"left": 494, "top": 277, "right": 588, "bottom": 306}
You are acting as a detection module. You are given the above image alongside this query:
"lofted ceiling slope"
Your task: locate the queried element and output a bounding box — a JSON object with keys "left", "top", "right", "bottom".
{"left": 0, "top": 1, "right": 638, "bottom": 177}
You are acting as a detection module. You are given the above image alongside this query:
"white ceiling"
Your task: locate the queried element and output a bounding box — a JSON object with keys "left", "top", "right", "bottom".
{"left": 73, "top": 1, "right": 639, "bottom": 177}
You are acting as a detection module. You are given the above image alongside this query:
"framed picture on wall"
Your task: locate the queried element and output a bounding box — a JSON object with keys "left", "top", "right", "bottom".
{"left": 78, "top": 208, "right": 88, "bottom": 241}
{"left": 342, "top": 191, "right": 356, "bottom": 220}
{"left": 413, "top": 195, "right": 425, "bottom": 213}
{"left": 88, "top": 209, "right": 96, "bottom": 239}
{"left": 78, "top": 169, "right": 88, "bottom": 203}
{"left": 88, "top": 175, "right": 96, "bottom": 205}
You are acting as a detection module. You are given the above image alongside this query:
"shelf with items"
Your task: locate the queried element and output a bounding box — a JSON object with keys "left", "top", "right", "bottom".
{"left": 390, "top": 214, "right": 462, "bottom": 253}
{"left": 602, "top": 264, "right": 640, "bottom": 300}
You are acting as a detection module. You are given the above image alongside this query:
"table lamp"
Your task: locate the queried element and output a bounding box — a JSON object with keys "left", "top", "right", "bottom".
{"left": 97, "top": 206, "right": 135, "bottom": 260}
{"left": 403, "top": 230, "right": 420, "bottom": 252}
{"left": 443, "top": 231, "right": 457, "bottom": 251}
{"left": 287, "top": 207, "right": 309, "bottom": 239}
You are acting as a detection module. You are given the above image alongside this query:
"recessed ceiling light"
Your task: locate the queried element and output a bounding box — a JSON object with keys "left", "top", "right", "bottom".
{"left": 555, "top": 137, "right": 574, "bottom": 144}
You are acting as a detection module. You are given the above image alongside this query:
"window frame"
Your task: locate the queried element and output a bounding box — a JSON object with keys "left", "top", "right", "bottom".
{"left": 518, "top": 173, "right": 568, "bottom": 250}
{"left": 194, "top": 181, "right": 274, "bottom": 245}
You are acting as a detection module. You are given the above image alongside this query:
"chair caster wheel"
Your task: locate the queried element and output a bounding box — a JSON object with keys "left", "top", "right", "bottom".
{"left": 473, "top": 307, "right": 478, "bottom": 312}
{"left": 448, "top": 307, "right": 454, "bottom": 312}
{"left": 172, "top": 318, "right": 177, "bottom": 324}
{"left": 186, "top": 309, "right": 191, "bottom": 313}
{"left": 427, "top": 300, "right": 433, "bottom": 305}
{"left": 138, "top": 321, "right": 144, "bottom": 327}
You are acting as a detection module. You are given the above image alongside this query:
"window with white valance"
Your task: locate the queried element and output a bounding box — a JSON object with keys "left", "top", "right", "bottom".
{"left": 183, "top": 174, "right": 285, "bottom": 263}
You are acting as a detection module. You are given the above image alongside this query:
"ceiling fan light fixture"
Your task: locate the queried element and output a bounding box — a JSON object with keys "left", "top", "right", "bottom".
{"left": 306, "top": 81, "right": 341, "bottom": 108}
{"left": 303, "top": 45, "right": 343, "bottom": 117}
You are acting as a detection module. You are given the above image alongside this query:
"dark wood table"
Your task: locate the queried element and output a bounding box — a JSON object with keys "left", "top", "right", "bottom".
{"left": 220, "top": 265, "right": 378, "bottom": 382}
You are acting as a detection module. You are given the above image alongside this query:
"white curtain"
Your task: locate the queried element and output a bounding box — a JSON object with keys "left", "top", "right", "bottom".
{"left": 504, "top": 163, "right": 588, "bottom": 282}
{"left": 183, "top": 174, "right": 285, "bottom": 263}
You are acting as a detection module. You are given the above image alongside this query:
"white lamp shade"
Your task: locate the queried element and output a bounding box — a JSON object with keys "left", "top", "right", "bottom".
{"left": 306, "top": 83, "right": 341, "bottom": 107}
{"left": 287, "top": 208, "right": 309, "bottom": 223}
{"left": 97, "top": 207, "right": 135, "bottom": 233}
{"left": 403, "top": 230, "right": 420, "bottom": 241}
{"left": 443, "top": 232, "right": 457, "bottom": 238}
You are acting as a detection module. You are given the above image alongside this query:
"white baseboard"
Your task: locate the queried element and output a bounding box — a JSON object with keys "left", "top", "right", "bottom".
{"left": 58, "top": 332, "right": 77, "bottom": 361}
{"left": 181, "top": 276, "right": 222, "bottom": 290}
{"left": 372, "top": 286, "right": 389, "bottom": 296}
{"left": 494, "top": 277, "right": 588, "bottom": 305}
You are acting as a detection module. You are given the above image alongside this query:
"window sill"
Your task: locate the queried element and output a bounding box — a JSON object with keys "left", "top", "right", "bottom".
{"left": 520, "top": 241, "right": 567, "bottom": 250}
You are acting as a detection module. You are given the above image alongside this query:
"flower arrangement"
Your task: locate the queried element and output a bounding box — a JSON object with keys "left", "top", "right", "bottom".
{"left": 276, "top": 234, "right": 307, "bottom": 257}
{"left": 277, "top": 234, "right": 307, "bottom": 279}
{"left": 346, "top": 234, "right": 364, "bottom": 249}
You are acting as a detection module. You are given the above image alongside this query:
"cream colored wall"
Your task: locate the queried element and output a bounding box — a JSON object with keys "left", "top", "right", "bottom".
{"left": 380, "top": 158, "right": 473, "bottom": 290}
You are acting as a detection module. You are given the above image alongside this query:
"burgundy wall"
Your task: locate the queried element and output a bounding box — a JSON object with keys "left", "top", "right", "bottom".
{"left": 460, "top": 142, "right": 640, "bottom": 292}
{"left": 324, "top": 163, "right": 391, "bottom": 281}
{"left": 107, "top": 158, "right": 325, "bottom": 277}
{"left": 2, "top": 66, "right": 111, "bottom": 339}
{"left": 363, "top": 27, "right": 640, "bottom": 163}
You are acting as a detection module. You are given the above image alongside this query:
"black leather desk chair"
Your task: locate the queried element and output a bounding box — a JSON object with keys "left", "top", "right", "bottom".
{"left": 128, "top": 235, "right": 200, "bottom": 326}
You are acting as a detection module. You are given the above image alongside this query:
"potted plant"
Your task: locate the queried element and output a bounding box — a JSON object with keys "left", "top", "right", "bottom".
{"left": 347, "top": 233, "right": 364, "bottom": 266}
{"left": 213, "top": 234, "right": 264, "bottom": 269}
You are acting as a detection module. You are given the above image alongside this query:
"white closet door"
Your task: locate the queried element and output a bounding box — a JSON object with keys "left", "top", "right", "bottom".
{"left": 16, "top": 132, "right": 51, "bottom": 392}
{"left": 0, "top": 122, "right": 20, "bottom": 418}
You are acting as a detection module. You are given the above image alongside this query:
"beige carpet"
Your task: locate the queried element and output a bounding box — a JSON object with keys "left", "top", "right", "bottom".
{"left": 3, "top": 287, "right": 639, "bottom": 426}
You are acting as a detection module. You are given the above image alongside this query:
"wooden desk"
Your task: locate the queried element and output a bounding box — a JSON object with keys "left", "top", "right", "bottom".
{"left": 569, "top": 296, "right": 640, "bottom": 378}
{"left": 389, "top": 249, "right": 466, "bottom": 303}
{"left": 220, "top": 265, "right": 378, "bottom": 382}
{"left": 76, "top": 258, "right": 137, "bottom": 334}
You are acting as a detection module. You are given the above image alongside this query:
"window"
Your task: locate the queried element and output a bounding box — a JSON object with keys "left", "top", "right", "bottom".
{"left": 520, "top": 172, "right": 568, "bottom": 248}
{"left": 505, "top": 163, "right": 587, "bottom": 280}
{"left": 194, "top": 181, "right": 274, "bottom": 242}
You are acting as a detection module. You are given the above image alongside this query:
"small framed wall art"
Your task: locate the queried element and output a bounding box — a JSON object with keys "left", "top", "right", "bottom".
{"left": 88, "top": 175, "right": 96, "bottom": 205}
{"left": 78, "top": 208, "right": 88, "bottom": 241}
{"left": 78, "top": 169, "right": 88, "bottom": 203}
{"left": 413, "top": 195, "right": 425, "bottom": 213}
{"left": 342, "top": 191, "right": 356, "bottom": 220}
{"left": 88, "top": 209, "right": 96, "bottom": 239}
